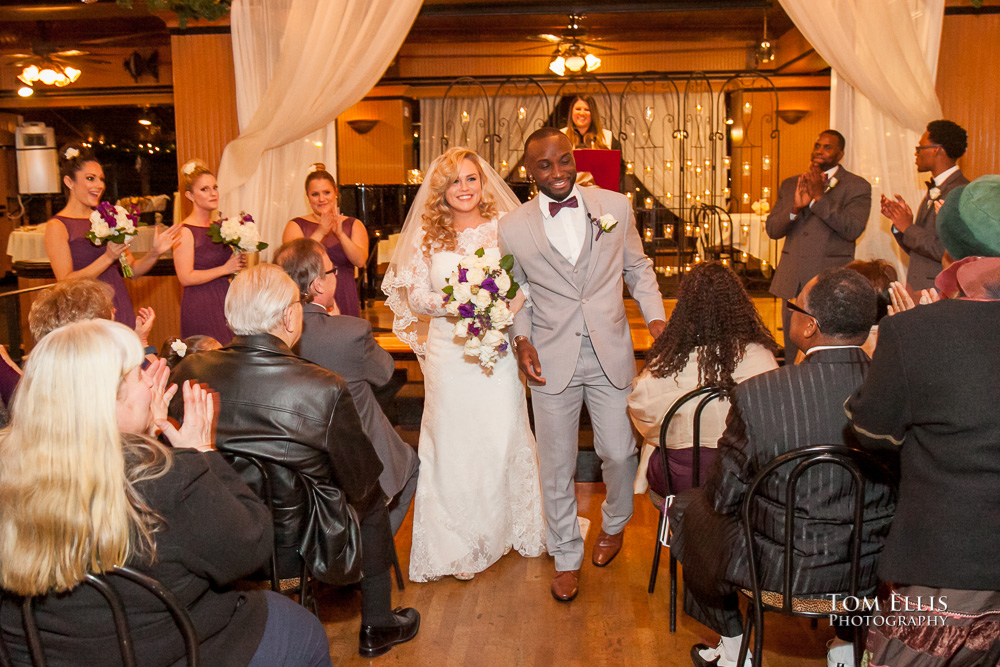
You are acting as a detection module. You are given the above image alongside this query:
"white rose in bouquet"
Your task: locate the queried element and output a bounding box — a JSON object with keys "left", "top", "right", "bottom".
{"left": 463, "top": 336, "right": 482, "bottom": 357}
{"left": 445, "top": 300, "right": 461, "bottom": 317}
{"left": 482, "top": 254, "right": 501, "bottom": 271}
{"left": 453, "top": 320, "right": 471, "bottom": 338}
{"left": 474, "top": 288, "right": 493, "bottom": 309}
{"left": 453, "top": 282, "right": 473, "bottom": 304}
{"left": 92, "top": 219, "right": 111, "bottom": 239}
{"left": 481, "top": 329, "right": 505, "bottom": 349}
{"left": 489, "top": 300, "right": 513, "bottom": 328}
{"left": 220, "top": 218, "right": 242, "bottom": 242}
{"left": 114, "top": 210, "right": 136, "bottom": 234}
{"left": 238, "top": 227, "right": 260, "bottom": 253}
{"left": 495, "top": 271, "right": 511, "bottom": 293}
{"left": 465, "top": 266, "right": 486, "bottom": 286}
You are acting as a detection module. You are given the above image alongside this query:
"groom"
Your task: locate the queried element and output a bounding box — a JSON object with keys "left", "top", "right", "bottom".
{"left": 499, "top": 128, "right": 666, "bottom": 601}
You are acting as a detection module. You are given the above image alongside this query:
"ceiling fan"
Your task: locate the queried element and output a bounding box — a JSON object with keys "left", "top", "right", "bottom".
{"left": 518, "top": 14, "right": 616, "bottom": 76}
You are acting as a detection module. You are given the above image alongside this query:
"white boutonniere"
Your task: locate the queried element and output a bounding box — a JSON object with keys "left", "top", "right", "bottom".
{"left": 591, "top": 213, "right": 618, "bottom": 240}
{"left": 170, "top": 339, "right": 188, "bottom": 357}
{"left": 928, "top": 186, "right": 941, "bottom": 201}
{"left": 825, "top": 176, "right": 838, "bottom": 192}
{"left": 64, "top": 147, "right": 79, "bottom": 160}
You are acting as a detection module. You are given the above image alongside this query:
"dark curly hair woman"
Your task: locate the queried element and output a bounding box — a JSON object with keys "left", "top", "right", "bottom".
{"left": 627, "top": 261, "right": 779, "bottom": 497}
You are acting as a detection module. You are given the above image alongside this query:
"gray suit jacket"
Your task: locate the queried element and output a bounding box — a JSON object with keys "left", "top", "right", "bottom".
{"left": 498, "top": 186, "right": 665, "bottom": 394}
{"left": 297, "top": 305, "right": 418, "bottom": 498}
{"left": 766, "top": 165, "right": 872, "bottom": 300}
{"left": 892, "top": 169, "right": 969, "bottom": 290}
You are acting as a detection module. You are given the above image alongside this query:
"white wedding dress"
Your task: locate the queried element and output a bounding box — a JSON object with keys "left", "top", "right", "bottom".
{"left": 406, "top": 220, "right": 547, "bottom": 581}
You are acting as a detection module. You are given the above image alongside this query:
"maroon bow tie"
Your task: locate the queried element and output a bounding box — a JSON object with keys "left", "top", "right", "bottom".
{"left": 926, "top": 180, "right": 935, "bottom": 190}
{"left": 548, "top": 196, "right": 578, "bottom": 217}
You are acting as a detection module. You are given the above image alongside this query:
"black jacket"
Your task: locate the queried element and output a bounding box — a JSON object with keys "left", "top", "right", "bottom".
{"left": 169, "top": 334, "right": 385, "bottom": 581}
{"left": 0, "top": 450, "right": 272, "bottom": 667}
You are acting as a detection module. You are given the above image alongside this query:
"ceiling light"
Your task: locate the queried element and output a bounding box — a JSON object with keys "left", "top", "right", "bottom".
{"left": 565, "top": 54, "right": 586, "bottom": 73}
{"left": 17, "top": 85, "right": 33, "bottom": 98}
{"left": 38, "top": 68, "right": 59, "bottom": 86}
{"left": 18, "top": 64, "right": 40, "bottom": 84}
{"left": 138, "top": 109, "right": 155, "bottom": 126}
{"left": 548, "top": 55, "right": 566, "bottom": 76}
{"left": 64, "top": 66, "right": 81, "bottom": 83}
{"left": 584, "top": 53, "right": 601, "bottom": 72}
{"left": 756, "top": 12, "right": 775, "bottom": 65}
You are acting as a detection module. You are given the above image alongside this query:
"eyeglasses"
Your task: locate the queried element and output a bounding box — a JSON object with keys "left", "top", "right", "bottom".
{"left": 326, "top": 266, "right": 338, "bottom": 276}
{"left": 915, "top": 144, "right": 942, "bottom": 152}
{"left": 787, "top": 299, "right": 819, "bottom": 327}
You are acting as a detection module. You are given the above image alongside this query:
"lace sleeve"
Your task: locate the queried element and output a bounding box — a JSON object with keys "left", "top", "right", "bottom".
{"left": 406, "top": 254, "right": 447, "bottom": 317}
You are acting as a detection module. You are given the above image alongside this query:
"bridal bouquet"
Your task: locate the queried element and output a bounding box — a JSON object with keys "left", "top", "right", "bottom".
{"left": 443, "top": 248, "right": 519, "bottom": 371}
{"left": 207, "top": 211, "right": 268, "bottom": 254}
{"left": 86, "top": 202, "right": 139, "bottom": 278}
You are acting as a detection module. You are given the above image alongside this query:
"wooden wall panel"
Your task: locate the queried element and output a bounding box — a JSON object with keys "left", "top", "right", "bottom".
{"left": 337, "top": 99, "right": 413, "bottom": 185}
{"left": 936, "top": 13, "right": 1000, "bottom": 179}
{"left": 170, "top": 32, "right": 240, "bottom": 215}
{"left": 775, "top": 90, "right": 831, "bottom": 184}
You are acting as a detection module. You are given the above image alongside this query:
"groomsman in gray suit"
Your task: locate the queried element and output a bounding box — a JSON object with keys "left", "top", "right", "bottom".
{"left": 274, "top": 238, "right": 419, "bottom": 535}
{"left": 882, "top": 119, "right": 969, "bottom": 290}
{"left": 766, "top": 130, "right": 872, "bottom": 361}
{"left": 498, "top": 128, "right": 666, "bottom": 602}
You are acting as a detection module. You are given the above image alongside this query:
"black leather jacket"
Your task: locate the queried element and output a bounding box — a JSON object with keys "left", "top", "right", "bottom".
{"left": 169, "top": 334, "right": 385, "bottom": 579}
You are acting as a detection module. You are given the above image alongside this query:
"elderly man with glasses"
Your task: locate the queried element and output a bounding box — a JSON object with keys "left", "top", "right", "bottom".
{"left": 169, "top": 263, "right": 420, "bottom": 658}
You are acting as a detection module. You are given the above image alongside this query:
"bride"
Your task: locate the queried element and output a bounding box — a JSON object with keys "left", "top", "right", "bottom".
{"left": 384, "top": 147, "right": 546, "bottom": 582}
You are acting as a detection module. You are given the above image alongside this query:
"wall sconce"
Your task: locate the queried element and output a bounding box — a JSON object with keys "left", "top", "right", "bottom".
{"left": 347, "top": 119, "right": 379, "bottom": 135}
{"left": 777, "top": 109, "right": 809, "bottom": 125}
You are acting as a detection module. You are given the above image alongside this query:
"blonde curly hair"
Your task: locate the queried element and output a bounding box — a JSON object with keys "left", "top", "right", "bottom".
{"left": 421, "top": 148, "right": 498, "bottom": 255}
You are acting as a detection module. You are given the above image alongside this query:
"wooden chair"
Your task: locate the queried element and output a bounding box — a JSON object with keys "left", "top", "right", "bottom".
{"left": 646, "top": 385, "right": 725, "bottom": 635}
{"left": 0, "top": 566, "right": 199, "bottom": 667}
{"left": 736, "top": 445, "right": 896, "bottom": 667}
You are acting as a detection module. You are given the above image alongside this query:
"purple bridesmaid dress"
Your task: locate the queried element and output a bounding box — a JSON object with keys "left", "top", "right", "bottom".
{"left": 57, "top": 215, "right": 136, "bottom": 328}
{"left": 292, "top": 216, "right": 362, "bottom": 317}
{"left": 180, "top": 226, "right": 234, "bottom": 345}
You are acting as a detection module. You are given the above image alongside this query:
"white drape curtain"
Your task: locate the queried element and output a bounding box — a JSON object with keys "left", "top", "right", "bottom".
{"left": 218, "top": 0, "right": 422, "bottom": 256}
{"left": 779, "top": 0, "right": 945, "bottom": 281}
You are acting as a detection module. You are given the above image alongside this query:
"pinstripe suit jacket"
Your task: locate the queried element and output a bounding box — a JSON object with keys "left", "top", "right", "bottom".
{"left": 673, "top": 347, "right": 896, "bottom": 595}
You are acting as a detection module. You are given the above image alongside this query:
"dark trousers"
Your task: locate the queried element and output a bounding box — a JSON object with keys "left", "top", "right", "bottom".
{"left": 248, "top": 591, "right": 332, "bottom": 667}
{"left": 647, "top": 447, "right": 720, "bottom": 497}
{"left": 276, "top": 502, "right": 394, "bottom": 580}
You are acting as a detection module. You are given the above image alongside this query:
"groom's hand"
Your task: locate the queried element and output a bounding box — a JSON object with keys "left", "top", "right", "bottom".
{"left": 515, "top": 339, "right": 545, "bottom": 385}
{"left": 648, "top": 319, "right": 666, "bottom": 341}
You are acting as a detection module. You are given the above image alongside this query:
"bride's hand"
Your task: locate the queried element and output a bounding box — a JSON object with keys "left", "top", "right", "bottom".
{"left": 509, "top": 290, "right": 526, "bottom": 315}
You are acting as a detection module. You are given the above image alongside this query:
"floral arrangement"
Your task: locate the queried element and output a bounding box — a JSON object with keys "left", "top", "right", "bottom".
{"left": 443, "top": 248, "right": 519, "bottom": 371}
{"left": 86, "top": 202, "right": 139, "bottom": 278}
{"left": 207, "top": 211, "right": 268, "bottom": 254}
{"left": 591, "top": 213, "right": 619, "bottom": 240}
{"left": 170, "top": 339, "right": 188, "bottom": 358}
{"left": 825, "top": 176, "right": 839, "bottom": 192}
{"left": 115, "top": 0, "right": 231, "bottom": 29}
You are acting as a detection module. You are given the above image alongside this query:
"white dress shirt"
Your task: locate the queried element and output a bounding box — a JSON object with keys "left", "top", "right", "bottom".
{"left": 932, "top": 165, "right": 959, "bottom": 187}
{"left": 538, "top": 186, "right": 588, "bottom": 265}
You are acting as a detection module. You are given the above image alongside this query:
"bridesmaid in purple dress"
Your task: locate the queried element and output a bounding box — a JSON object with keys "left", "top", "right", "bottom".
{"left": 43, "top": 144, "right": 180, "bottom": 330}
{"left": 281, "top": 164, "right": 368, "bottom": 317}
{"left": 173, "top": 160, "right": 245, "bottom": 345}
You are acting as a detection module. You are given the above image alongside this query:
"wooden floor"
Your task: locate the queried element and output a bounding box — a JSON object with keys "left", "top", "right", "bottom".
{"left": 317, "top": 483, "right": 833, "bottom": 666}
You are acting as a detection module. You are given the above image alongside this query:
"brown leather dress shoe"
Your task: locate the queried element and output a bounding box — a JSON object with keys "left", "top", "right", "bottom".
{"left": 551, "top": 569, "right": 580, "bottom": 602}
{"left": 592, "top": 529, "right": 624, "bottom": 567}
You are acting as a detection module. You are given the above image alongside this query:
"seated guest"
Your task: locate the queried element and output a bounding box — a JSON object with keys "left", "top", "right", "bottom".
{"left": 0, "top": 319, "right": 331, "bottom": 666}
{"left": 159, "top": 334, "right": 222, "bottom": 370}
{"left": 29, "top": 277, "right": 157, "bottom": 353}
{"left": 845, "top": 259, "right": 897, "bottom": 356}
{"left": 669, "top": 268, "right": 896, "bottom": 667}
{"left": 168, "top": 263, "right": 419, "bottom": 658}
{"left": 627, "top": 261, "right": 778, "bottom": 497}
{"left": 274, "top": 239, "right": 419, "bottom": 535}
{"left": 846, "top": 174, "right": 1000, "bottom": 666}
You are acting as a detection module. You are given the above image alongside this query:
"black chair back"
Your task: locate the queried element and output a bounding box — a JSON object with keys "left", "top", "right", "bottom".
{"left": 741, "top": 444, "right": 893, "bottom": 613}
{"left": 0, "top": 566, "right": 199, "bottom": 667}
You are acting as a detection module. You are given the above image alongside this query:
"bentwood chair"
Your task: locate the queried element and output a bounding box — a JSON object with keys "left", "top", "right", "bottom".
{"left": 735, "top": 445, "right": 897, "bottom": 667}
{"left": 646, "top": 385, "right": 726, "bottom": 634}
{"left": 0, "top": 566, "right": 200, "bottom": 667}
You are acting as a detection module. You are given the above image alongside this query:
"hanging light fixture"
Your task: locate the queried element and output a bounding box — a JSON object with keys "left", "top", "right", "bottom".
{"left": 18, "top": 61, "right": 82, "bottom": 88}
{"left": 549, "top": 41, "right": 601, "bottom": 77}
{"left": 756, "top": 12, "right": 775, "bottom": 66}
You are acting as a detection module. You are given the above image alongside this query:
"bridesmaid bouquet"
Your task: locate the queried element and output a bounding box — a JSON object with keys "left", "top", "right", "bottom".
{"left": 86, "top": 202, "right": 139, "bottom": 278}
{"left": 208, "top": 211, "right": 268, "bottom": 254}
{"left": 443, "top": 248, "right": 519, "bottom": 371}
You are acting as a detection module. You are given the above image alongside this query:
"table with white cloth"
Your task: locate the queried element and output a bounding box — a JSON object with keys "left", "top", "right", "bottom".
{"left": 728, "top": 213, "right": 783, "bottom": 269}
{"left": 5, "top": 224, "right": 181, "bottom": 354}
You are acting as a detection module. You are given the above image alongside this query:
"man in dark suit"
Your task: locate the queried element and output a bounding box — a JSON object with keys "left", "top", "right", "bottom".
{"left": 669, "top": 268, "right": 895, "bottom": 667}
{"left": 881, "top": 119, "right": 970, "bottom": 290}
{"left": 274, "top": 238, "right": 419, "bottom": 535}
{"left": 767, "top": 130, "right": 872, "bottom": 360}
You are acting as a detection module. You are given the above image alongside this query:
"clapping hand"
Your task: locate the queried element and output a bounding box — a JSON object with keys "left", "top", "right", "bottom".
{"left": 134, "top": 307, "right": 156, "bottom": 347}
{"left": 152, "top": 223, "right": 184, "bottom": 255}
{"left": 880, "top": 194, "right": 914, "bottom": 232}
{"left": 141, "top": 357, "right": 178, "bottom": 435}
{"left": 155, "top": 380, "right": 215, "bottom": 452}
{"left": 887, "top": 281, "right": 915, "bottom": 316}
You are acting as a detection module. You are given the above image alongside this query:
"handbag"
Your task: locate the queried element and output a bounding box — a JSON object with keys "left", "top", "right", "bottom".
{"left": 298, "top": 476, "right": 364, "bottom": 586}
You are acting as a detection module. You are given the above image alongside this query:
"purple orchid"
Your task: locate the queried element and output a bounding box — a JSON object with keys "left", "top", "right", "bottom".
{"left": 96, "top": 202, "right": 117, "bottom": 227}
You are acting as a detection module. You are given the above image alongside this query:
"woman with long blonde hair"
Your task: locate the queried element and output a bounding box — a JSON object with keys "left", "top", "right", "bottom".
{"left": 0, "top": 319, "right": 332, "bottom": 666}
{"left": 383, "top": 148, "right": 546, "bottom": 583}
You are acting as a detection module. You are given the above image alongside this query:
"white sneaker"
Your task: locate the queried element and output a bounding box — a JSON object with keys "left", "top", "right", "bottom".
{"left": 827, "top": 638, "right": 854, "bottom": 667}
{"left": 692, "top": 640, "right": 753, "bottom": 667}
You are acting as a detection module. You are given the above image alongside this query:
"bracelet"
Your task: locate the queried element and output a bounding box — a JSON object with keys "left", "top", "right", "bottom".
{"left": 512, "top": 335, "right": 528, "bottom": 350}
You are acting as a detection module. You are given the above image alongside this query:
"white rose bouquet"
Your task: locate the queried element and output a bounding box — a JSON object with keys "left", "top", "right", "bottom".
{"left": 207, "top": 211, "right": 268, "bottom": 254}
{"left": 86, "top": 201, "right": 139, "bottom": 277}
{"left": 443, "top": 248, "right": 520, "bottom": 371}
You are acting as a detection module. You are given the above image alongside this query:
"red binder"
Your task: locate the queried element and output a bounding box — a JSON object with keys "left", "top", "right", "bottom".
{"left": 573, "top": 149, "right": 622, "bottom": 192}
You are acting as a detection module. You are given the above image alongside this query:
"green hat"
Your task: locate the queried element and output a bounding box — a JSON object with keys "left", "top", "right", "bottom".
{"left": 936, "top": 175, "right": 1000, "bottom": 259}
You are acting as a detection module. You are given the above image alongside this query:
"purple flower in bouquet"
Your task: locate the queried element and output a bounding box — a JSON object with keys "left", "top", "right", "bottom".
{"left": 458, "top": 303, "right": 475, "bottom": 319}
{"left": 458, "top": 267, "right": 468, "bottom": 283}
{"left": 480, "top": 276, "right": 499, "bottom": 294}
{"left": 498, "top": 342, "right": 508, "bottom": 353}
{"left": 468, "top": 322, "right": 481, "bottom": 337}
